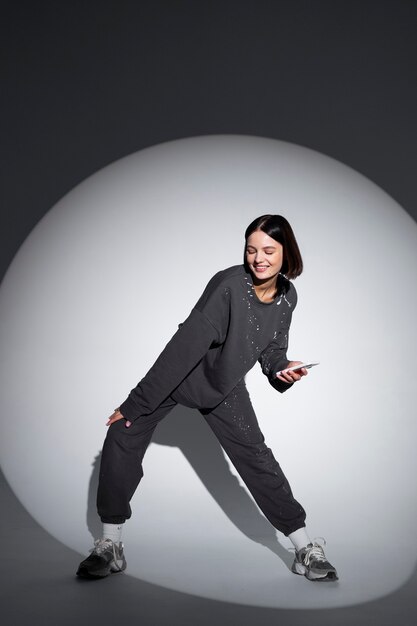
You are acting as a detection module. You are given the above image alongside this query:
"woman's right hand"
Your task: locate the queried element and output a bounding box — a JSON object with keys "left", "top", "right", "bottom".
{"left": 106, "top": 408, "right": 132, "bottom": 428}
{"left": 275, "top": 360, "right": 308, "bottom": 384}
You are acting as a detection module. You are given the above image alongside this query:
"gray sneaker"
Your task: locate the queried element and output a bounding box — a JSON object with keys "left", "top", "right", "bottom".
{"left": 76, "top": 538, "right": 127, "bottom": 579}
{"left": 291, "top": 538, "right": 338, "bottom": 581}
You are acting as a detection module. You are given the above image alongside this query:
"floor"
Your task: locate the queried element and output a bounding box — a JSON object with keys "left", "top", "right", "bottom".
{"left": 1, "top": 468, "right": 417, "bottom": 626}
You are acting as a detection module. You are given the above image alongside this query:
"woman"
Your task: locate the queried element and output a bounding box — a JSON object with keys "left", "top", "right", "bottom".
{"left": 77, "top": 214, "right": 338, "bottom": 582}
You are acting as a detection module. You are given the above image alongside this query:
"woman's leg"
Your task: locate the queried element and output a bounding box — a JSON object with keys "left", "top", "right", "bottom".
{"left": 97, "top": 394, "right": 178, "bottom": 524}
{"left": 199, "top": 379, "right": 306, "bottom": 536}
{"left": 77, "top": 395, "right": 179, "bottom": 578}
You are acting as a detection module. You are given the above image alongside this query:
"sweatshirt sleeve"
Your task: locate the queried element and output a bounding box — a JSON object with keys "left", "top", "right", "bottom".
{"left": 257, "top": 282, "right": 297, "bottom": 394}
{"left": 118, "top": 307, "right": 219, "bottom": 422}
{"left": 257, "top": 333, "right": 293, "bottom": 393}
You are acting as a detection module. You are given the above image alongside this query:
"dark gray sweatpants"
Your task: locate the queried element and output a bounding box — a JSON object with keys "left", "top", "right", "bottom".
{"left": 97, "top": 379, "right": 306, "bottom": 536}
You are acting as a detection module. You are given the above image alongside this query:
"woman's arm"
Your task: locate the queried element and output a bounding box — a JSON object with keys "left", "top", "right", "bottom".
{"left": 258, "top": 279, "right": 305, "bottom": 393}
{"left": 115, "top": 307, "right": 219, "bottom": 424}
{"left": 258, "top": 333, "right": 295, "bottom": 393}
{"left": 109, "top": 271, "right": 231, "bottom": 427}
{"left": 258, "top": 337, "right": 308, "bottom": 393}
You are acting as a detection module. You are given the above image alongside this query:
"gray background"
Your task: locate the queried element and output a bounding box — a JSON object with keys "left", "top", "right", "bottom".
{"left": 1, "top": 1, "right": 416, "bottom": 624}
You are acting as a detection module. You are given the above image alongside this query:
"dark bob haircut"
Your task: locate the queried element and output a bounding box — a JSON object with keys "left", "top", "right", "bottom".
{"left": 243, "top": 214, "right": 303, "bottom": 280}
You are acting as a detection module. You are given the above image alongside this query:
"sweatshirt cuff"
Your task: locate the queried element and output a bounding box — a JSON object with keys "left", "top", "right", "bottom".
{"left": 269, "top": 376, "right": 294, "bottom": 393}
{"left": 270, "top": 360, "right": 294, "bottom": 394}
{"left": 118, "top": 397, "right": 140, "bottom": 422}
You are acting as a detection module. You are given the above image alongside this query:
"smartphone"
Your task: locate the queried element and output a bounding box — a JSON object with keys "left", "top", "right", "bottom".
{"left": 276, "top": 362, "right": 320, "bottom": 376}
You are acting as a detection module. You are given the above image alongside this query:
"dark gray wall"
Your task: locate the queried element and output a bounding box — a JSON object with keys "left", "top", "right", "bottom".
{"left": 1, "top": 0, "right": 416, "bottom": 282}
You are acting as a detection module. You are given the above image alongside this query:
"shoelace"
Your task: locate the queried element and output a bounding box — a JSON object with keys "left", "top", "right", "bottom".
{"left": 91, "top": 538, "right": 114, "bottom": 555}
{"left": 302, "top": 537, "right": 327, "bottom": 565}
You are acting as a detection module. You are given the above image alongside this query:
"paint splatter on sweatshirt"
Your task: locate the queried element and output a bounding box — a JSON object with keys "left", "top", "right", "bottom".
{"left": 119, "top": 264, "right": 297, "bottom": 422}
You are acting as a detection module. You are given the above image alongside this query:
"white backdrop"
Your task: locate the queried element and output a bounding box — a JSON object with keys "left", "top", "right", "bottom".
{"left": 0, "top": 135, "right": 416, "bottom": 608}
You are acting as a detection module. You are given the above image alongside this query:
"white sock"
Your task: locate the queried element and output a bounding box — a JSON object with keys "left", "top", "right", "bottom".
{"left": 288, "top": 527, "right": 311, "bottom": 552}
{"left": 102, "top": 523, "right": 124, "bottom": 544}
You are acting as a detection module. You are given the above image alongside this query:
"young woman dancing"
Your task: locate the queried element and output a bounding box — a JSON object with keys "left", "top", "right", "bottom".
{"left": 77, "top": 214, "right": 338, "bottom": 582}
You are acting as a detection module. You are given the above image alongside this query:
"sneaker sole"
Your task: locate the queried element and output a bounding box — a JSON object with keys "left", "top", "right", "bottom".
{"left": 76, "top": 559, "right": 127, "bottom": 579}
{"left": 292, "top": 562, "right": 338, "bottom": 581}
{"left": 76, "top": 567, "right": 125, "bottom": 579}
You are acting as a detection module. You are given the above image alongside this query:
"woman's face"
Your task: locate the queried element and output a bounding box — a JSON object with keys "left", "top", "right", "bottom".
{"left": 245, "top": 229, "right": 283, "bottom": 281}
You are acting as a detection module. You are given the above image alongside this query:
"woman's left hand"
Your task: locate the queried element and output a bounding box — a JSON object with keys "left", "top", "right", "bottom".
{"left": 276, "top": 360, "right": 308, "bottom": 384}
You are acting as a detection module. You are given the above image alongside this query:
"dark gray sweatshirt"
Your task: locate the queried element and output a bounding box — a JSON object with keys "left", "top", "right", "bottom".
{"left": 119, "top": 264, "right": 297, "bottom": 422}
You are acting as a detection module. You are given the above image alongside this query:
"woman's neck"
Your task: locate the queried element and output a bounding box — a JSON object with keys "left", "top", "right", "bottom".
{"left": 252, "top": 274, "right": 279, "bottom": 301}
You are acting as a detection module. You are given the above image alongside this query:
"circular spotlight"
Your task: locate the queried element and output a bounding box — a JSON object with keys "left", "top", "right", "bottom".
{"left": 0, "top": 135, "right": 416, "bottom": 608}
